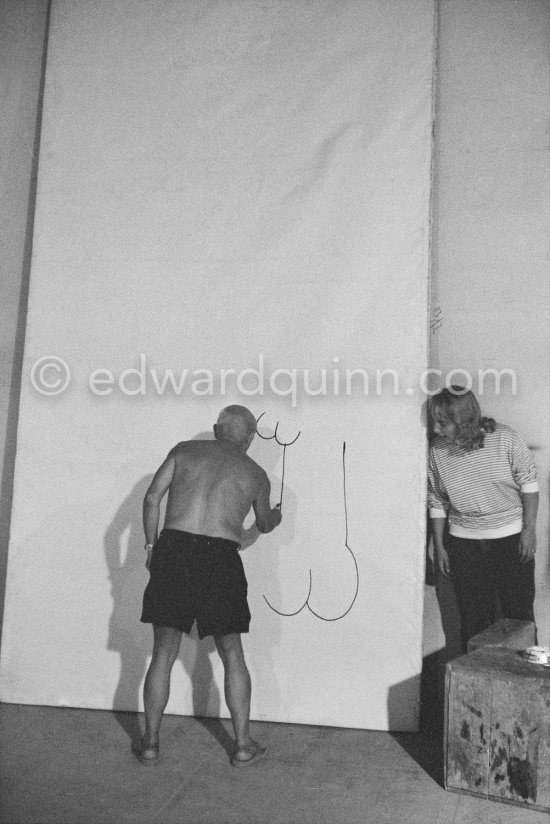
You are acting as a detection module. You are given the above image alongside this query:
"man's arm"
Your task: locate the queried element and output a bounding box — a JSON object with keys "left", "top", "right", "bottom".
{"left": 519, "top": 491, "right": 538, "bottom": 563}
{"left": 143, "top": 450, "right": 176, "bottom": 566}
{"left": 253, "top": 474, "right": 282, "bottom": 534}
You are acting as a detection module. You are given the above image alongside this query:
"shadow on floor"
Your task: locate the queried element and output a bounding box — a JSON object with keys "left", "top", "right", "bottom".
{"left": 111, "top": 709, "right": 235, "bottom": 760}
{"left": 388, "top": 649, "right": 447, "bottom": 787}
{"left": 193, "top": 715, "right": 234, "bottom": 758}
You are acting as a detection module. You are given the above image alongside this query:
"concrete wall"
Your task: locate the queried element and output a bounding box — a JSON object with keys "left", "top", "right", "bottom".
{"left": 425, "top": 0, "right": 550, "bottom": 655}
{"left": 0, "top": 0, "right": 49, "bottom": 644}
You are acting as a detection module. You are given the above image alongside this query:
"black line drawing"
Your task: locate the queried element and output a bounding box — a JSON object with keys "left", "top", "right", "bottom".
{"left": 255, "top": 412, "right": 301, "bottom": 510}
{"left": 263, "top": 442, "right": 359, "bottom": 622}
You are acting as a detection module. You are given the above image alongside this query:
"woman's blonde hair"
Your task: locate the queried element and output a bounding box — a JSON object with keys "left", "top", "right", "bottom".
{"left": 429, "top": 386, "right": 495, "bottom": 450}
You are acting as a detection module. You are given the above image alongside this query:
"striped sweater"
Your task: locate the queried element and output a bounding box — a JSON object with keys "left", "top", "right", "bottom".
{"left": 428, "top": 423, "right": 538, "bottom": 539}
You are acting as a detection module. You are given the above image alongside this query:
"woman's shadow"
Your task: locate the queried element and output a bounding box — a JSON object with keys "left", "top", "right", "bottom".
{"left": 105, "top": 428, "right": 288, "bottom": 756}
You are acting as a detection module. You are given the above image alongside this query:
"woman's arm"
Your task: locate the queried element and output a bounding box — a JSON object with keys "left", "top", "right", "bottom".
{"left": 431, "top": 516, "right": 450, "bottom": 576}
{"left": 519, "top": 491, "right": 538, "bottom": 563}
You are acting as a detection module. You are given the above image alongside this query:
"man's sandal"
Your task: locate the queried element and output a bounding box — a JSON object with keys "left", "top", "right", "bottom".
{"left": 134, "top": 739, "right": 160, "bottom": 766}
{"left": 230, "top": 742, "right": 266, "bottom": 768}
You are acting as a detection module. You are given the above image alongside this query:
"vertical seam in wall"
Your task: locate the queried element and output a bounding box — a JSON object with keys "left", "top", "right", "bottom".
{"left": 423, "top": 1, "right": 439, "bottom": 548}
{"left": 417, "top": 0, "right": 440, "bottom": 697}
{"left": 427, "top": 0, "right": 440, "bottom": 376}
{"left": 0, "top": 0, "right": 52, "bottom": 650}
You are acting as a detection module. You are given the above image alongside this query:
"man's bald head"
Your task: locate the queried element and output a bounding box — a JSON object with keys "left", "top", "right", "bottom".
{"left": 215, "top": 405, "right": 257, "bottom": 449}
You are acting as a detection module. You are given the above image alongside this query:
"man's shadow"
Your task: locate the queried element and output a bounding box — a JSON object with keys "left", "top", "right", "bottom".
{"left": 105, "top": 431, "right": 229, "bottom": 753}
{"left": 105, "top": 473, "right": 154, "bottom": 746}
{"left": 105, "top": 427, "right": 290, "bottom": 755}
{"left": 240, "top": 425, "right": 296, "bottom": 722}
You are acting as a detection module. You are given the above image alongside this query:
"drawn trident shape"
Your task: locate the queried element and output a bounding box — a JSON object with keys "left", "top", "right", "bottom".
{"left": 255, "top": 413, "right": 301, "bottom": 510}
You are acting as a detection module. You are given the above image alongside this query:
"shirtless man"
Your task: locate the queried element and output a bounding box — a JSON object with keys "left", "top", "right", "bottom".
{"left": 138, "top": 405, "right": 281, "bottom": 767}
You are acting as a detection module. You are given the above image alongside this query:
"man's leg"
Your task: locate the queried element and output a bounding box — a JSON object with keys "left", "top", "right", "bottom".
{"left": 214, "top": 632, "right": 265, "bottom": 765}
{"left": 141, "top": 624, "right": 183, "bottom": 754}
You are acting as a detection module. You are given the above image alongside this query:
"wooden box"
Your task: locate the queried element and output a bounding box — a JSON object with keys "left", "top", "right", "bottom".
{"left": 467, "top": 619, "right": 536, "bottom": 654}
{"left": 445, "top": 647, "right": 550, "bottom": 812}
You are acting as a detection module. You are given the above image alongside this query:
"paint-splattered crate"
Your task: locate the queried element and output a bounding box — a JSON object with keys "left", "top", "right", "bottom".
{"left": 444, "top": 647, "right": 550, "bottom": 812}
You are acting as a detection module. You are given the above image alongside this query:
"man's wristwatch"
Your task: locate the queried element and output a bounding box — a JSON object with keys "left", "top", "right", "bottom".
{"left": 144, "top": 543, "right": 154, "bottom": 552}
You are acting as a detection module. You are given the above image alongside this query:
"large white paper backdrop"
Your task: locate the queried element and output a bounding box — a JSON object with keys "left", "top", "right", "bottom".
{"left": 0, "top": 0, "right": 434, "bottom": 730}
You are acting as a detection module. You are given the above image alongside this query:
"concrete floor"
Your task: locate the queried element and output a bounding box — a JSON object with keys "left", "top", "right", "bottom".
{"left": 1, "top": 703, "right": 548, "bottom": 824}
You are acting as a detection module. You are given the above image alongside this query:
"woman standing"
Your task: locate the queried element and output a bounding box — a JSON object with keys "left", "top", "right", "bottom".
{"left": 428, "top": 386, "right": 538, "bottom": 647}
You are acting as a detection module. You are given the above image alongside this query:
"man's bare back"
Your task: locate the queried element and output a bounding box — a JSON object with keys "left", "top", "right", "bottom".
{"left": 163, "top": 440, "right": 269, "bottom": 542}
{"left": 143, "top": 407, "right": 281, "bottom": 549}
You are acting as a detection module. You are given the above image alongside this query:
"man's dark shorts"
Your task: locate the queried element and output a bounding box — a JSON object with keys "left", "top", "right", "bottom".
{"left": 141, "top": 529, "right": 251, "bottom": 638}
